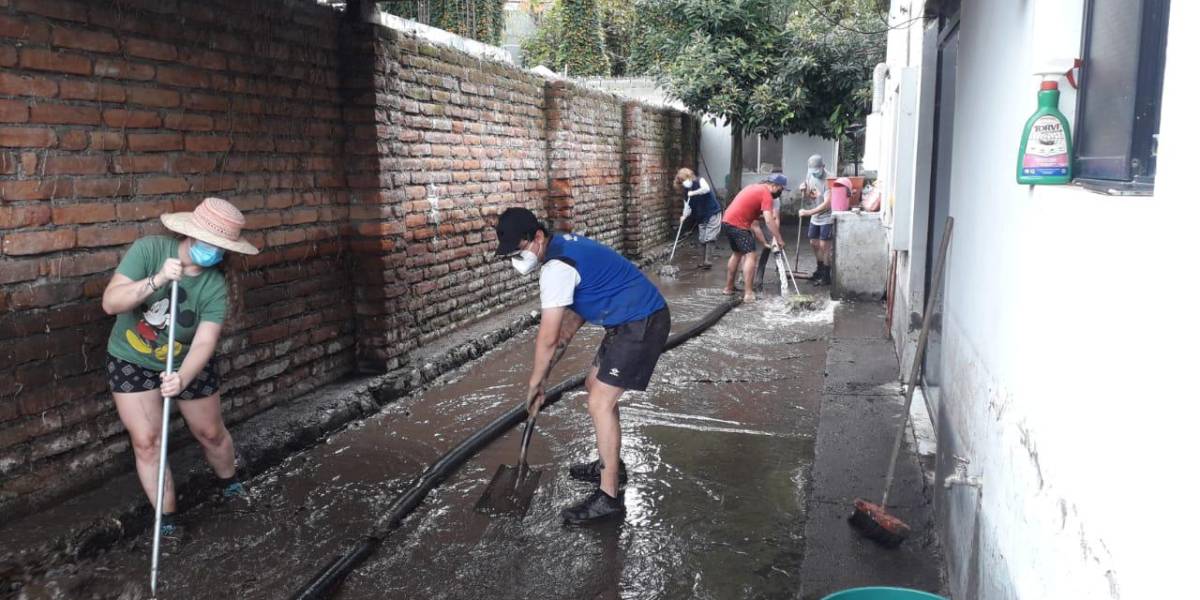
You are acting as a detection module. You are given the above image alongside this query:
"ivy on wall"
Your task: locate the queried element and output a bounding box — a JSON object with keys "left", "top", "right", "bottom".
{"left": 382, "top": 0, "right": 507, "bottom": 45}
{"left": 520, "top": 0, "right": 610, "bottom": 76}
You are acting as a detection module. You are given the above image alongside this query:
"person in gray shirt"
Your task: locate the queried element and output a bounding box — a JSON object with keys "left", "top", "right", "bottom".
{"left": 798, "top": 155, "right": 833, "bottom": 286}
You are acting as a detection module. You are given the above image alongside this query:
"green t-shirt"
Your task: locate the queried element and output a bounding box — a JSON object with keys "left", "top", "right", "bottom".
{"left": 106, "top": 236, "right": 227, "bottom": 371}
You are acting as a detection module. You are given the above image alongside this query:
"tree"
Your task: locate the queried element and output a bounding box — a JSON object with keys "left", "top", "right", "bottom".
{"left": 635, "top": 0, "right": 885, "bottom": 192}
{"left": 520, "top": 0, "right": 610, "bottom": 76}
{"left": 381, "top": 0, "right": 507, "bottom": 46}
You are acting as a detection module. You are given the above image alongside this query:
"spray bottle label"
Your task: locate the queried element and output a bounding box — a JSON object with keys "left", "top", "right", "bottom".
{"left": 1021, "top": 116, "right": 1069, "bottom": 177}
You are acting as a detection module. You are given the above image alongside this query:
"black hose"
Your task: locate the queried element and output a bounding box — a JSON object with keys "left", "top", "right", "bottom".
{"left": 290, "top": 299, "right": 739, "bottom": 600}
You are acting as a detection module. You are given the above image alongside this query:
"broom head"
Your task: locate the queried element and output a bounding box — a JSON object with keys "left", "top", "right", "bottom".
{"left": 848, "top": 498, "right": 910, "bottom": 548}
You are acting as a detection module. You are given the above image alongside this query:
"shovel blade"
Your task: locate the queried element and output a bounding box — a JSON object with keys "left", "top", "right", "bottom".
{"left": 475, "top": 463, "right": 543, "bottom": 517}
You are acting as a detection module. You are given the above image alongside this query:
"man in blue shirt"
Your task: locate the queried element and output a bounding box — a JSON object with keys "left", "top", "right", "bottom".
{"left": 495, "top": 208, "right": 671, "bottom": 524}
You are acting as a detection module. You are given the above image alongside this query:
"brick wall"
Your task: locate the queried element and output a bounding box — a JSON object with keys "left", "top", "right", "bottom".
{"left": 0, "top": 0, "right": 355, "bottom": 519}
{"left": 0, "top": 1, "right": 697, "bottom": 520}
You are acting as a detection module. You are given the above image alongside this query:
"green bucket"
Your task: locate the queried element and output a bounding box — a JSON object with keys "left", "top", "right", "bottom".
{"left": 821, "top": 587, "right": 947, "bottom": 600}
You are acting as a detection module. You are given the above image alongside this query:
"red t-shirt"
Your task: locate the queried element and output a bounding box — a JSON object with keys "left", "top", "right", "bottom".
{"left": 722, "top": 184, "right": 774, "bottom": 230}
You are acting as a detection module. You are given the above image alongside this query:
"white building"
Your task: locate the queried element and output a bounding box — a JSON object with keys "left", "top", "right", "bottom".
{"left": 866, "top": 0, "right": 1197, "bottom": 598}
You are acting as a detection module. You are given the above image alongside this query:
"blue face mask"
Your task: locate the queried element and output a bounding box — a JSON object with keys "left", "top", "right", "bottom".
{"left": 189, "top": 240, "right": 225, "bottom": 267}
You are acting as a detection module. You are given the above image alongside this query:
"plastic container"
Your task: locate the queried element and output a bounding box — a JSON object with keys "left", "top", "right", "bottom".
{"left": 821, "top": 587, "right": 947, "bottom": 600}
{"left": 830, "top": 178, "right": 853, "bottom": 211}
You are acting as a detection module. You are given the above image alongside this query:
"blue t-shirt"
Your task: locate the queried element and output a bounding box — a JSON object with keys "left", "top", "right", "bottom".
{"left": 542, "top": 234, "right": 666, "bottom": 327}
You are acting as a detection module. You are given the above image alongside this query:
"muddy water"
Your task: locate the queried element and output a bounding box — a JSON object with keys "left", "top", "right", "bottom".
{"left": 22, "top": 227, "right": 832, "bottom": 600}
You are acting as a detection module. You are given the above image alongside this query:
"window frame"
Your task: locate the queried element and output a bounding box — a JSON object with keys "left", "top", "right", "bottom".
{"left": 1072, "top": 0, "right": 1170, "bottom": 195}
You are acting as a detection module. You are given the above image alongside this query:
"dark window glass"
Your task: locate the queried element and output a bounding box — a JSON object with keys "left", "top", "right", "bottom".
{"left": 1075, "top": 0, "right": 1170, "bottom": 185}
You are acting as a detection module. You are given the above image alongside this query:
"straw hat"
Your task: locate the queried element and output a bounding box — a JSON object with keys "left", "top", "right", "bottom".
{"left": 160, "top": 197, "right": 259, "bottom": 255}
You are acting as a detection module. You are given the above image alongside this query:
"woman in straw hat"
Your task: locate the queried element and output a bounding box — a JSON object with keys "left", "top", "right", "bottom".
{"left": 101, "top": 197, "right": 259, "bottom": 543}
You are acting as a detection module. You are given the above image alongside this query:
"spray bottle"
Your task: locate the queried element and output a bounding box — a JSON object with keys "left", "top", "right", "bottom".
{"left": 1016, "top": 71, "right": 1072, "bottom": 185}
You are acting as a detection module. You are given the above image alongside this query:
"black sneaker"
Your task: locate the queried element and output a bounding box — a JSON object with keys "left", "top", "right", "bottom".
{"left": 561, "top": 489, "right": 625, "bottom": 525}
{"left": 568, "top": 459, "right": 628, "bottom": 484}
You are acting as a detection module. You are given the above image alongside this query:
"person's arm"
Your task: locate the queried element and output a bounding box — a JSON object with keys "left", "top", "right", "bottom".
{"left": 159, "top": 321, "right": 220, "bottom": 397}
{"left": 750, "top": 221, "right": 767, "bottom": 245}
{"left": 102, "top": 258, "right": 182, "bottom": 315}
{"left": 762, "top": 210, "right": 784, "bottom": 249}
{"left": 527, "top": 307, "right": 584, "bottom": 414}
{"left": 799, "top": 192, "right": 831, "bottom": 218}
{"left": 687, "top": 177, "right": 711, "bottom": 197}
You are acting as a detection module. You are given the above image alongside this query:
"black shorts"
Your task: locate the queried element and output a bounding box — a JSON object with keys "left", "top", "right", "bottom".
{"left": 106, "top": 354, "right": 220, "bottom": 400}
{"left": 593, "top": 307, "right": 671, "bottom": 391}
{"left": 722, "top": 223, "right": 756, "bottom": 254}
{"left": 807, "top": 222, "right": 834, "bottom": 240}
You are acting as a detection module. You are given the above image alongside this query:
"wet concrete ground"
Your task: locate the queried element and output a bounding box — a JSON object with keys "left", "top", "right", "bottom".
{"left": 13, "top": 228, "right": 847, "bottom": 599}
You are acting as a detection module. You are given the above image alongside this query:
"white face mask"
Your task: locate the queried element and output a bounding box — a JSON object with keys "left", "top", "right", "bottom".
{"left": 682, "top": 178, "right": 694, "bottom": 188}
{"left": 511, "top": 249, "right": 539, "bottom": 275}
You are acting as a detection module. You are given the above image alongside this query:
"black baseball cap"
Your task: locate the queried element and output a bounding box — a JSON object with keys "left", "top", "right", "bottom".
{"left": 494, "top": 207, "right": 542, "bottom": 256}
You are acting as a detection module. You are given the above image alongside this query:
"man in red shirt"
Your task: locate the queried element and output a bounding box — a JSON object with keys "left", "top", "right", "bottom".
{"left": 721, "top": 174, "right": 787, "bottom": 302}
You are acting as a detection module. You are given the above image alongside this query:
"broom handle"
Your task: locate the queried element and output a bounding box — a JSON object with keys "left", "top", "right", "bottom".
{"left": 880, "top": 217, "right": 953, "bottom": 509}
{"left": 150, "top": 280, "right": 179, "bottom": 597}
{"left": 668, "top": 220, "right": 684, "bottom": 263}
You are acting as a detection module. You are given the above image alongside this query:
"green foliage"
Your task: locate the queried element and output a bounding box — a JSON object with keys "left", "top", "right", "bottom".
{"left": 636, "top": 0, "right": 886, "bottom": 139}
{"left": 381, "top": 0, "right": 507, "bottom": 46}
{"left": 521, "top": 0, "right": 610, "bottom": 76}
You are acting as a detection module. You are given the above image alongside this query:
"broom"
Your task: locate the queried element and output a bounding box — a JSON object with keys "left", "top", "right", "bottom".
{"left": 849, "top": 217, "right": 953, "bottom": 548}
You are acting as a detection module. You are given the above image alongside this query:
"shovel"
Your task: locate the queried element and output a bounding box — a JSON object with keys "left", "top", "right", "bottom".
{"left": 475, "top": 410, "right": 542, "bottom": 517}
{"left": 475, "top": 383, "right": 547, "bottom": 517}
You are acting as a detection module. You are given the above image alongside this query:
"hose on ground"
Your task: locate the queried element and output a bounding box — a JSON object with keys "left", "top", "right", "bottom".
{"left": 290, "top": 298, "right": 740, "bottom": 600}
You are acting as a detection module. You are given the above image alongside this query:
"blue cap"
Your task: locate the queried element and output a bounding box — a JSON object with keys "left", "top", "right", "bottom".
{"left": 765, "top": 173, "right": 789, "bottom": 190}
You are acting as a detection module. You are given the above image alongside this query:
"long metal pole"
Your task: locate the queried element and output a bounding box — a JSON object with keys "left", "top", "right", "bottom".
{"left": 880, "top": 218, "right": 953, "bottom": 509}
{"left": 150, "top": 280, "right": 179, "bottom": 597}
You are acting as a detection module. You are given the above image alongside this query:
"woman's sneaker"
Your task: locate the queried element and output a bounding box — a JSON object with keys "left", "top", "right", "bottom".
{"left": 568, "top": 459, "right": 627, "bottom": 484}
{"left": 561, "top": 489, "right": 625, "bottom": 525}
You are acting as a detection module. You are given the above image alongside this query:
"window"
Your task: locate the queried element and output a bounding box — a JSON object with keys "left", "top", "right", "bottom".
{"left": 741, "top": 134, "right": 783, "bottom": 174}
{"left": 1074, "top": 0, "right": 1170, "bottom": 191}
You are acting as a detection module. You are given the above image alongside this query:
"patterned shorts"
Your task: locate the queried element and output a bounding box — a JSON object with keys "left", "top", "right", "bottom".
{"left": 106, "top": 354, "right": 220, "bottom": 400}
{"left": 722, "top": 223, "right": 757, "bottom": 254}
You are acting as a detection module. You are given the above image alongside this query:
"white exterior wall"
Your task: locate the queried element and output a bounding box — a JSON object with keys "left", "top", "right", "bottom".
{"left": 876, "top": 0, "right": 1198, "bottom": 598}
{"left": 700, "top": 119, "right": 836, "bottom": 201}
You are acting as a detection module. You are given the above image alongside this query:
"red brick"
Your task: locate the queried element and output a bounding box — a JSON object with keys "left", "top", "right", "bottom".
{"left": 136, "top": 176, "right": 189, "bottom": 195}
{"left": 125, "top": 86, "right": 180, "bottom": 108}
{"left": 42, "top": 155, "right": 106, "bottom": 175}
{"left": 29, "top": 103, "right": 100, "bottom": 125}
{"left": 0, "top": 127, "right": 56, "bottom": 148}
{"left": 2, "top": 229, "right": 75, "bottom": 255}
{"left": 102, "top": 108, "right": 161, "bottom": 128}
{"left": 0, "top": 179, "right": 72, "bottom": 201}
{"left": 183, "top": 93, "right": 230, "bottom": 112}
{"left": 127, "top": 132, "right": 182, "bottom": 152}
{"left": 73, "top": 177, "right": 132, "bottom": 198}
{"left": 0, "top": 15, "right": 50, "bottom": 43}
{"left": 18, "top": 152, "right": 36, "bottom": 173}
{"left": 94, "top": 58, "right": 155, "bottom": 81}
{"left": 112, "top": 155, "right": 167, "bottom": 173}
{"left": 178, "top": 48, "right": 226, "bottom": 71}
{"left": 0, "top": 46, "right": 15, "bottom": 67}
{"left": 59, "top": 130, "right": 87, "bottom": 151}
{"left": 51, "top": 26, "right": 118, "bottom": 53}
{"left": 76, "top": 224, "right": 137, "bottom": 248}
{"left": 115, "top": 199, "right": 173, "bottom": 220}
{"left": 0, "top": 152, "right": 14, "bottom": 175}
{"left": 123, "top": 37, "right": 176, "bottom": 61}
{"left": 51, "top": 203, "right": 115, "bottom": 224}
{"left": 15, "top": 0, "right": 88, "bottom": 23}
{"left": 0, "top": 99, "right": 28, "bottom": 123}
{"left": 44, "top": 250, "right": 119, "bottom": 278}
{"left": 184, "top": 135, "right": 232, "bottom": 153}
{"left": 0, "top": 72, "right": 58, "bottom": 97}
{"left": 8, "top": 280, "right": 82, "bottom": 309}
{"left": 88, "top": 131, "right": 125, "bottom": 151}
{"left": 164, "top": 112, "right": 213, "bottom": 131}
{"left": 57, "top": 79, "right": 95, "bottom": 100}
{"left": 170, "top": 155, "right": 216, "bottom": 174}
{"left": 157, "top": 66, "right": 209, "bottom": 88}
{"left": 0, "top": 205, "right": 51, "bottom": 228}
{"left": 0, "top": 258, "right": 39, "bottom": 284}
{"left": 19, "top": 48, "right": 91, "bottom": 76}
